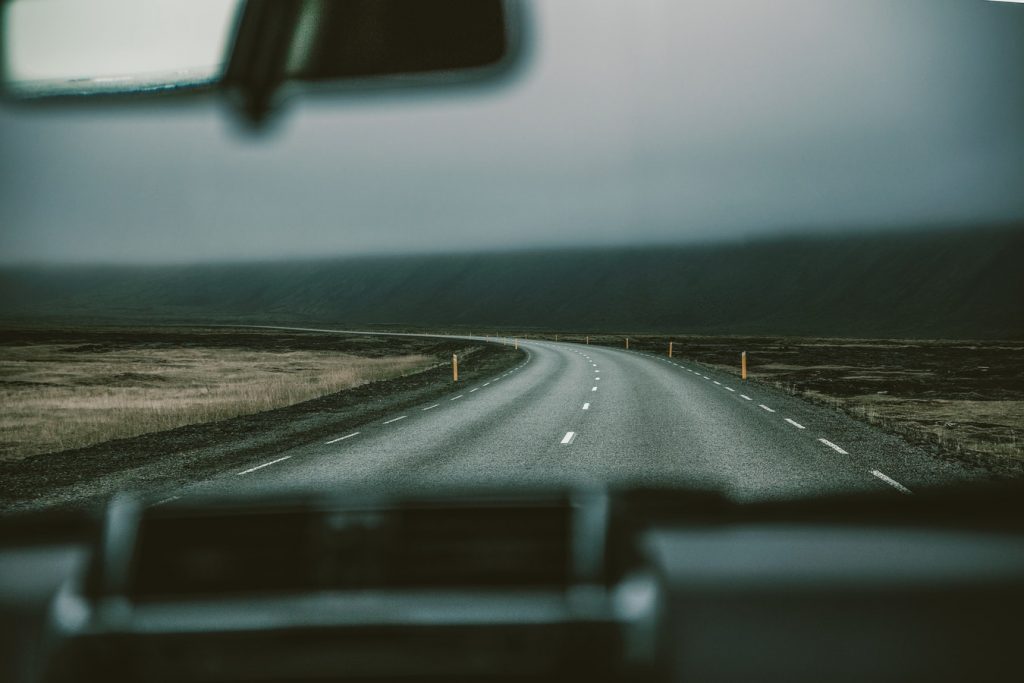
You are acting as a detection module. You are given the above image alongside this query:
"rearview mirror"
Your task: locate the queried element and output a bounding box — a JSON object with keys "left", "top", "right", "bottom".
{"left": 1, "top": 0, "right": 526, "bottom": 125}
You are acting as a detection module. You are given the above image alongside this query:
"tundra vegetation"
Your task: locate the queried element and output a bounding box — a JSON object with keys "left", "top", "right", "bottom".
{"left": 0, "top": 327, "right": 435, "bottom": 462}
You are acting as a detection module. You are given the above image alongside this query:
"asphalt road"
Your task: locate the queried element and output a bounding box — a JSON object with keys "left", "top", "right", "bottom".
{"left": 172, "top": 332, "right": 977, "bottom": 504}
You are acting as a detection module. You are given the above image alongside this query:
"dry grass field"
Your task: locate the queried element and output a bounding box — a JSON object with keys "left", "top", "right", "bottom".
{"left": 0, "top": 334, "right": 433, "bottom": 462}
{"left": 679, "top": 338, "right": 1022, "bottom": 474}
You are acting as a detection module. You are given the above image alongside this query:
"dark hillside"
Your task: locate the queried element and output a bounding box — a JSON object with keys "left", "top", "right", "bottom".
{"left": 1, "top": 226, "right": 1021, "bottom": 338}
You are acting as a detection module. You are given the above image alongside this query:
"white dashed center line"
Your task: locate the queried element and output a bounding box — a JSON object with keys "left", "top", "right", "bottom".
{"left": 238, "top": 456, "right": 290, "bottom": 476}
{"left": 739, "top": 394, "right": 752, "bottom": 401}
{"left": 758, "top": 404, "right": 775, "bottom": 412}
{"left": 383, "top": 415, "right": 407, "bottom": 424}
{"left": 725, "top": 387, "right": 735, "bottom": 392}
{"left": 592, "top": 386, "right": 598, "bottom": 392}
{"left": 560, "top": 431, "right": 577, "bottom": 444}
{"left": 713, "top": 380, "right": 721, "bottom": 385}
{"left": 784, "top": 418, "right": 806, "bottom": 429}
{"left": 469, "top": 388, "right": 479, "bottom": 392}
{"left": 325, "top": 432, "right": 360, "bottom": 444}
{"left": 871, "top": 470, "right": 912, "bottom": 494}
{"left": 422, "top": 404, "right": 439, "bottom": 411}
{"left": 818, "top": 438, "right": 849, "bottom": 455}
{"left": 582, "top": 402, "right": 590, "bottom": 410}
{"left": 451, "top": 395, "right": 464, "bottom": 400}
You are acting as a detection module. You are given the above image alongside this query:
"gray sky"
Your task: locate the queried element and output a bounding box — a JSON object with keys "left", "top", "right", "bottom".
{"left": 1, "top": 0, "right": 1023, "bottom": 264}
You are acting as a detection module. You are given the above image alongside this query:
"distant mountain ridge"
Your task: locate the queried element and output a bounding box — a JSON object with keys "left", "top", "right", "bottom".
{"left": 1, "top": 226, "right": 1022, "bottom": 338}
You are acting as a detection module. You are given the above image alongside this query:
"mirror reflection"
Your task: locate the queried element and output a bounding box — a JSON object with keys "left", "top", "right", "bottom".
{"left": 2, "top": 0, "right": 239, "bottom": 96}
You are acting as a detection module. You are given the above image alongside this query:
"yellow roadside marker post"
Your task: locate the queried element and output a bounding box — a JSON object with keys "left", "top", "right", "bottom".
{"left": 586, "top": 336, "right": 589, "bottom": 345}
{"left": 625, "top": 338, "right": 629, "bottom": 350}
{"left": 514, "top": 338, "right": 518, "bottom": 350}
{"left": 741, "top": 351, "right": 747, "bottom": 380}
{"left": 669, "top": 341, "right": 673, "bottom": 358}
{"left": 453, "top": 354, "right": 459, "bottom": 382}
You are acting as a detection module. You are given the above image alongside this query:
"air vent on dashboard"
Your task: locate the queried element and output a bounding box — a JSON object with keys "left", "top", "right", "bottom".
{"left": 123, "top": 496, "right": 581, "bottom": 599}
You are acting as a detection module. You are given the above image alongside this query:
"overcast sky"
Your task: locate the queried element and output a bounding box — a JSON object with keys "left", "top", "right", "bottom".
{"left": 1, "top": 0, "right": 1023, "bottom": 264}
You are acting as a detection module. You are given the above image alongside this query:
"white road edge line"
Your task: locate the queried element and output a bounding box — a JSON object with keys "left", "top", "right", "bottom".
{"left": 383, "top": 415, "right": 407, "bottom": 424}
{"left": 154, "top": 495, "right": 180, "bottom": 506}
{"left": 582, "top": 402, "right": 590, "bottom": 410}
{"left": 784, "top": 418, "right": 806, "bottom": 429}
{"left": 818, "top": 438, "right": 849, "bottom": 455}
{"left": 561, "top": 431, "right": 576, "bottom": 444}
{"left": 422, "top": 404, "right": 439, "bottom": 411}
{"left": 237, "top": 456, "right": 291, "bottom": 476}
{"left": 758, "top": 404, "right": 774, "bottom": 412}
{"left": 325, "top": 432, "right": 360, "bottom": 444}
{"left": 871, "top": 469, "right": 913, "bottom": 494}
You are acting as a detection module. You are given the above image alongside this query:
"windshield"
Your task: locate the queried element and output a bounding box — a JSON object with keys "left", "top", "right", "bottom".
{"left": 0, "top": 0, "right": 1022, "bottom": 514}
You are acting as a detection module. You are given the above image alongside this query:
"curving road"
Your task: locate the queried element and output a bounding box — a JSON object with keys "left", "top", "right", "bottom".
{"left": 178, "top": 333, "right": 977, "bottom": 503}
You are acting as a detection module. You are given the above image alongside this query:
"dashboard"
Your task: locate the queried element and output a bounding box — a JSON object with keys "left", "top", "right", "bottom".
{"left": 2, "top": 485, "right": 1023, "bottom": 682}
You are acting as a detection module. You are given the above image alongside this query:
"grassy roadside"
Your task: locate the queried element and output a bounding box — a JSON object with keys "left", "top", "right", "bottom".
{"left": 0, "top": 326, "right": 474, "bottom": 461}
{"left": 0, "top": 344, "right": 433, "bottom": 462}
{"left": 0, "top": 326, "right": 523, "bottom": 513}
